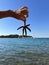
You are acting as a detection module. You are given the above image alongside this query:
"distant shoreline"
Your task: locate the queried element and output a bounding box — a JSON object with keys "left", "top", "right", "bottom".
{"left": 0, "top": 34, "right": 33, "bottom": 38}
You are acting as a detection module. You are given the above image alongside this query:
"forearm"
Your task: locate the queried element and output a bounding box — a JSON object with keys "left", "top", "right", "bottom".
{"left": 0, "top": 9, "right": 26, "bottom": 22}
{"left": 0, "top": 10, "right": 10, "bottom": 18}
{"left": 0, "top": 10, "right": 18, "bottom": 19}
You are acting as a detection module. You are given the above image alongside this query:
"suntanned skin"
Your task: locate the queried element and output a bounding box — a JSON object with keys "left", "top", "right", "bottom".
{"left": 0, "top": 6, "right": 28, "bottom": 22}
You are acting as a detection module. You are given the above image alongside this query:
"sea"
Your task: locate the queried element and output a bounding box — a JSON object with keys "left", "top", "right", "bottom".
{"left": 0, "top": 38, "right": 49, "bottom": 65}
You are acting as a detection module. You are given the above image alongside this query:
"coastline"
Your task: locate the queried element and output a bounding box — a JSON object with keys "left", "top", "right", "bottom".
{"left": 0, "top": 34, "right": 33, "bottom": 38}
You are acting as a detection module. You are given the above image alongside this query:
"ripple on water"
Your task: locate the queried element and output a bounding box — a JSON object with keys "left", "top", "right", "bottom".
{"left": 0, "top": 38, "right": 49, "bottom": 65}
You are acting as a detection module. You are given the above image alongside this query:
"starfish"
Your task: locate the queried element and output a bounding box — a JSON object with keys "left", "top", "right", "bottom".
{"left": 17, "top": 24, "right": 31, "bottom": 36}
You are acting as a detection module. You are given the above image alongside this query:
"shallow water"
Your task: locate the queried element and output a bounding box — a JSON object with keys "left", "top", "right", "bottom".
{"left": 0, "top": 38, "right": 49, "bottom": 65}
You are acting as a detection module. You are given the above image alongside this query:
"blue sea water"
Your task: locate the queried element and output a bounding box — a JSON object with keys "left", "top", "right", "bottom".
{"left": 0, "top": 38, "right": 49, "bottom": 65}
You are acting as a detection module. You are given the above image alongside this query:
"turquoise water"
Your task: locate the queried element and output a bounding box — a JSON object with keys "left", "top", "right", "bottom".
{"left": 0, "top": 38, "right": 49, "bottom": 65}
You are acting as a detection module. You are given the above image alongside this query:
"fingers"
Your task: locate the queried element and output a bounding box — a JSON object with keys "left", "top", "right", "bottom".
{"left": 11, "top": 6, "right": 28, "bottom": 22}
{"left": 20, "top": 6, "right": 28, "bottom": 11}
{"left": 11, "top": 10, "right": 26, "bottom": 22}
{"left": 21, "top": 9, "right": 28, "bottom": 18}
{"left": 20, "top": 16, "right": 26, "bottom": 22}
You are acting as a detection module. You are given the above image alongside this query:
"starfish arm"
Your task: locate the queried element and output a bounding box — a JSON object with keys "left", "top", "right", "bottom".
{"left": 25, "top": 28, "right": 27, "bottom": 36}
{"left": 26, "top": 24, "right": 30, "bottom": 27}
{"left": 17, "top": 26, "right": 23, "bottom": 30}
{"left": 22, "top": 28, "right": 24, "bottom": 36}
{"left": 27, "top": 27, "right": 31, "bottom": 32}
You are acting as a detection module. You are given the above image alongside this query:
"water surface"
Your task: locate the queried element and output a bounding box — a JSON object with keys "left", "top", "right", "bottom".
{"left": 0, "top": 38, "right": 49, "bottom": 65}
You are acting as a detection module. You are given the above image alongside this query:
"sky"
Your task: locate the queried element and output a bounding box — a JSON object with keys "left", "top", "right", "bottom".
{"left": 0, "top": 0, "right": 49, "bottom": 37}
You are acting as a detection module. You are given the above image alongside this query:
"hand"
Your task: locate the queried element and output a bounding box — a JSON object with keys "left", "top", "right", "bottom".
{"left": 13, "top": 6, "right": 28, "bottom": 22}
{"left": 0, "top": 6, "right": 28, "bottom": 22}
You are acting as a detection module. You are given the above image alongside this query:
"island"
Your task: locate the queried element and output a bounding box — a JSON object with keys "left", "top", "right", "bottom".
{"left": 0, "top": 34, "right": 33, "bottom": 38}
